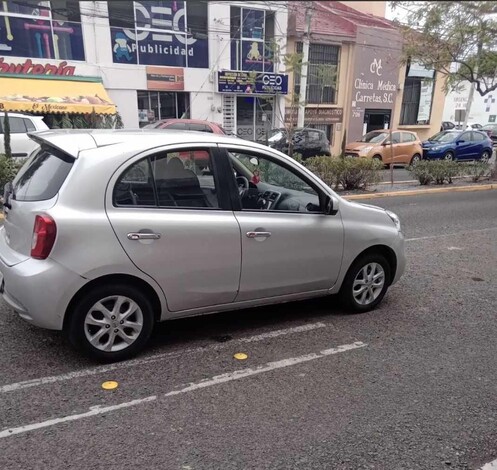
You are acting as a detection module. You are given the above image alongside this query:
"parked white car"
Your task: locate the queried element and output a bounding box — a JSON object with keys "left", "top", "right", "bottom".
{"left": 0, "top": 112, "right": 49, "bottom": 158}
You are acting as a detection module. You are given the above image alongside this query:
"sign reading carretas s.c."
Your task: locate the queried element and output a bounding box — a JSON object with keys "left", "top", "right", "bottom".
{"left": 217, "top": 71, "right": 288, "bottom": 94}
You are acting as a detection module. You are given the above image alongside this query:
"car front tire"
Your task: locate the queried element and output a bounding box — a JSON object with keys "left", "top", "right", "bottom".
{"left": 339, "top": 253, "right": 391, "bottom": 313}
{"left": 66, "top": 284, "right": 155, "bottom": 362}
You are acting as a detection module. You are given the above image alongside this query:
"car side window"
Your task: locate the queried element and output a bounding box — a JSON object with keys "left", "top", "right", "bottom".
{"left": 391, "top": 132, "right": 401, "bottom": 144}
{"left": 472, "top": 132, "right": 485, "bottom": 142}
{"left": 113, "top": 149, "right": 220, "bottom": 209}
{"left": 189, "top": 124, "right": 213, "bottom": 133}
{"left": 460, "top": 132, "right": 472, "bottom": 141}
{"left": 114, "top": 158, "right": 156, "bottom": 207}
{"left": 9, "top": 117, "right": 27, "bottom": 134}
{"left": 166, "top": 122, "right": 188, "bottom": 130}
{"left": 402, "top": 132, "right": 414, "bottom": 142}
{"left": 307, "top": 131, "right": 321, "bottom": 142}
{"left": 23, "top": 119, "right": 36, "bottom": 132}
{"left": 150, "top": 149, "right": 219, "bottom": 209}
{"left": 227, "top": 150, "right": 321, "bottom": 213}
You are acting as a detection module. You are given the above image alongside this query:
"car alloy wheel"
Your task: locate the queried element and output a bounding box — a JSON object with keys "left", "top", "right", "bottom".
{"left": 410, "top": 154, "right": 421, "bottom": 165}
{"left": 481, "top": 150, "right": 491, "bottom": 162}
{"left": 352, "top": 263, "right": 386, "bottom": 306}
{"left": 339, "top": 253, "right": 391, "bottom": 313}
{"left": 443, "top": 152, "right": 454, "bottom": 161}
{"left": 67, "top": 283, "right": 155, "bottom": 361}
{"left": 84, "top": 295, "right": 144, "bottom": 353}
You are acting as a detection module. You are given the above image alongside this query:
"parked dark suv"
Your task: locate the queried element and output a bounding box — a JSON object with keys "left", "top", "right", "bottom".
{"left": 264, "top": 128, "right": 331, "bottom": 160}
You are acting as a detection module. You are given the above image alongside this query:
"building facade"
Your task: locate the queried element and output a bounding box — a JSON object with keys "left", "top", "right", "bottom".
{"left": 0, "top": 1, "right": 289, "bottom": 139}
{"left": 287, "top": 1, "right": 446, "bottom": 155}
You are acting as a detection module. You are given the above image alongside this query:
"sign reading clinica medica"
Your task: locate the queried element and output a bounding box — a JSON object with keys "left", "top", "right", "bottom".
{"left": 110, "top": 1, "right": 208, "bottom": 68}
{"left": 348, "top": 28, "right": 403, "bottom": 140}
{"left": 217, "top": 71, "right": 288, "bottom": 94}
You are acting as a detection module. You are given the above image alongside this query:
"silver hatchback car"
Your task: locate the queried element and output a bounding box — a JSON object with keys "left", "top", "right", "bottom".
{"left": 0, "top": 130, "right": 405, "bottom": 361}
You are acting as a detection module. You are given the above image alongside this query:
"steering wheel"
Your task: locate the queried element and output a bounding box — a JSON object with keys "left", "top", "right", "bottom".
{"left": 236, "top": 176, "right": 250, "bottom": 198}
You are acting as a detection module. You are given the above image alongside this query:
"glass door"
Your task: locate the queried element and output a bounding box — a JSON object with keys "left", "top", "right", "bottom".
{"left": 236, "top": 96, "right": 274, "bottom": 142}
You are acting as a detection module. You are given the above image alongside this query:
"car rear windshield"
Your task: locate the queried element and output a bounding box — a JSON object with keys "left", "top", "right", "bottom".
{"left": 12, "top": 147, "right": 74, "bottom": 202}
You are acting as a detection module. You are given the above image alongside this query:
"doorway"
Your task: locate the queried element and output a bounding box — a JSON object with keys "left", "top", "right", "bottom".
{"left": 364, "top": 109, "right": 391, "bottom": 133}
{"left": 236, "top": 96, "right": 274, "bottom": 142}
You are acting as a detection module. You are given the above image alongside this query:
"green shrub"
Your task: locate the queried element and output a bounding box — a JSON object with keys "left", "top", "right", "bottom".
{"left": 291, "top": 152, "right": 304, "bottom": 165}
{"left": 407, "top": 160, "right": 433, "bottom": 185}
{"left": 305, "top": 156, "right": 382, "bottom": 190}
{"left": 0, "top": 154, "right": 22, "bottom": 192}
{"left": 407, "top": 160, "right": 462, "bottom": 185}
{"left": 466, "top": 161, "right": 491, "bottom": 182}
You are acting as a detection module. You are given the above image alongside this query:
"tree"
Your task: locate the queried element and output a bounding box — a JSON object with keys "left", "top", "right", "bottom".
{"left": 392, "top": 1, "right": 497, "bottom": 97}
{"left": 3, "top": 112, "right": 12, "bottom": 159}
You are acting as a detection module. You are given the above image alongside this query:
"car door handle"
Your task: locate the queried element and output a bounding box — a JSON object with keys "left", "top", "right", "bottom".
{"left": 127, "top": 232, "right": 161, "bottom": 240}
{"left": 246, "top": 231, "right": 272, "bottom": 238}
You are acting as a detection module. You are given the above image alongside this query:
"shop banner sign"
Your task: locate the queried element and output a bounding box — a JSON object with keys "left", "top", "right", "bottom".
{"left": 111, "top": 1, "right": 208, "bottom": 68}
{"left": 146, "top": 66, "right": 184, "bottom": 90}
{"left": 217, "top": 71, "right": 288, "bottom": 94}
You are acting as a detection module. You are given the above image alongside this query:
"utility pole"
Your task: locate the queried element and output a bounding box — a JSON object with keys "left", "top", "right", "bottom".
{"left": 297, "top": 7, "right": 312, "bottom": 128}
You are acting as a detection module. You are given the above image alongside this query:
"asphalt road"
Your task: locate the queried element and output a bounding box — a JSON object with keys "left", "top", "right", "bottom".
{"left": 1, "top": 190, "right": 497, "bottom": 469}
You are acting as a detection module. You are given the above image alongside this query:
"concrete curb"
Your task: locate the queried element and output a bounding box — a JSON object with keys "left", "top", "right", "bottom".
{"left": 344, "top": 183, "right": 497, "bottom": 200}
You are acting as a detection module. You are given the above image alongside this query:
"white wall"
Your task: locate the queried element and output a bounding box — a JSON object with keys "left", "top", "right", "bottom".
{"left": 443, "top": 83, "right": 497, "bottom": 125}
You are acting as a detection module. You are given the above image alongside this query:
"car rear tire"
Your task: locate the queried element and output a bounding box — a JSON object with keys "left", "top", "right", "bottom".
{"left": 66, "top": 284, "right": 155, "bottom": 362}
{"left": 443, "top": 151, "right": 454, "bottom": 161}
{"left": 339, "top": 253, "right": 391, "bottom": 313}
{"left": 481, "top": 150, "right": 491, "bottom": 162}
{"left": 410, "top": 153, "right": 422, "bottom": 165}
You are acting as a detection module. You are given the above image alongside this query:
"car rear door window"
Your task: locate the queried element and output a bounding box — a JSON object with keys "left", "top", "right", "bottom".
{"left": 113, "top": 149, "right": 220, "bottom": 209}
{"left": 114, "top": 158, "right": 156, "bottom": 207}
{"left": 13, "top": 148, "right": 74, "bottom": 201}
{"left": 9, "top": 117, "right": 27, "bottom": 134}
{"left": 472, "top": 132, "right": 485, "bottom": 141}
{"left": 391, "top": 132, "right": 401, "bottom": 144}
{"left": 151, "top": 149, "right": 219, "bottom": 208}
{"left": 23, "top": 119, "right": 36, "bottom": 132}
{"left": 402, "top": 132, "right": 414, "bottom": 142}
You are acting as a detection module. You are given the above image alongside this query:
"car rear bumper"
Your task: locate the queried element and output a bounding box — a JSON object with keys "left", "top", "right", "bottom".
{"left": 0, "top": 256, "right": 86, "bottom": 330}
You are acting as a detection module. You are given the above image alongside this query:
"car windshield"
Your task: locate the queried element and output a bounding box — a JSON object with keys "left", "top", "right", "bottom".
{"left": 428, "top": 131, "right": 457, "bottom": 143}
{"left": 268, "top": 129, "right": 285, "bottom": 143}
{"left": 359, "top": 131, "right": 388, "bottom": 143}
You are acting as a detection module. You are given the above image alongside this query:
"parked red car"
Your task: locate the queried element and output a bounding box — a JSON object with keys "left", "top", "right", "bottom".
{"left": 144, "top": 119, "right": 227, "bottom": 167}
{"left": 145, "top": 119, "right": 227, "bottom": 135}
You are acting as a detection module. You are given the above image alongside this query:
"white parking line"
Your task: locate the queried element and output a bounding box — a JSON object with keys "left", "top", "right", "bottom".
{"left": 406, "top": 227, "right": 497, "bottom": 242}
{"left": 481, "top": 459, "right": 497, "bottom": 470}
{"left": 0, "top": 341, "right": 366, "bottom": 439}
{"left": 0, "top": 322, "right": 327, "bottom": 394}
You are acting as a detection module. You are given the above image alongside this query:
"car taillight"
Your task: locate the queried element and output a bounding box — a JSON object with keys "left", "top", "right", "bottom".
{"left": 31, "top": 215, "right": 57, "bottom": 260}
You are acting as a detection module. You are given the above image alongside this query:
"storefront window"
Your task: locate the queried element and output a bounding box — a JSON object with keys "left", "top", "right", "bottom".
{"left": 0, "top": 1, "right": 84, "bottom": 60}
{"left": 137, "top": 91, "right": 189, "bottom": 127}
{"left": 236, "top": 96, "right": 274, "bottom": 141}
{"left": 400, "top": 62, "right": 436, "bottom": 125}
{"left": 230, "top": 7, "right": 275, "bottom": 73}
{"left": 108, "top": 1, "right": 209, "bottom": 68}
{"left": 295, "top": 43, "right": 339, "bottom": 104}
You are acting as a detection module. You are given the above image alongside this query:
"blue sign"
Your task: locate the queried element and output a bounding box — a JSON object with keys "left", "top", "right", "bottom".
{"left": 111, "top": 1, "right": 208, "bottom": 68}
{"left": 218, "top": 71, "right": 288, "bottom": 95}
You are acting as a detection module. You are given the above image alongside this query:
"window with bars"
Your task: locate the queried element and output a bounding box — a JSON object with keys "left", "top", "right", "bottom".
{"left": 294, "top": 43, "right": 340, "bottom": 104}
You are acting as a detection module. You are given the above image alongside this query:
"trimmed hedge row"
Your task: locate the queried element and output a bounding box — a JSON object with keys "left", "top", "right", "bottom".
{"left": 407, "top": 160, "right": 492, "bottom": 185}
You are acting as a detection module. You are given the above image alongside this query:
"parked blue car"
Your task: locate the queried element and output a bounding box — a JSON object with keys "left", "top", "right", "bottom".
{"left": 422, "top": 130, "right": 493, "bottom": 161}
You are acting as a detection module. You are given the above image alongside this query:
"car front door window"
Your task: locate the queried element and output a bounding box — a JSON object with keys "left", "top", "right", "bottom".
{"left": 228, "top": 151, "right": 321, "bottom": 213}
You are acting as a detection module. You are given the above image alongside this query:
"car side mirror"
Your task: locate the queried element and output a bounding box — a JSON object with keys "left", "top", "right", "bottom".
{"left": 324, "top": 194, "right": 339, "bottom": 215}
{"left": 383, "top": 141, "right": 390, "bottom": 146}
{"left": 456, "top": 139, "right": 465, "bottom": 144}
